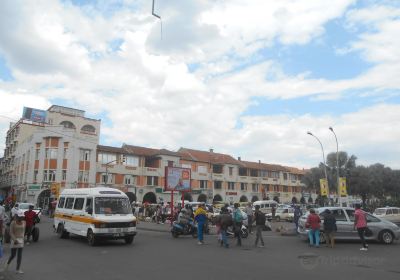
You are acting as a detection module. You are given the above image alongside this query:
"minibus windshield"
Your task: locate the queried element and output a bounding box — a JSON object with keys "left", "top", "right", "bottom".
{"left": 95, "top": 197, "right": 131, "bottom": 215}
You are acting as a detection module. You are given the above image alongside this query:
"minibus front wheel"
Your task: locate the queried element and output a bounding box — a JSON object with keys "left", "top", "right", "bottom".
{"left": 87, "top": 229, "right": 98, "bottom": 246}
{"left": 124, "top": 236, "right": 134, "bottom": 245}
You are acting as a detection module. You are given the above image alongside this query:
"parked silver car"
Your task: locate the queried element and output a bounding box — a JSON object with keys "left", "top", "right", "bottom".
{"left": 298, "top": 207, "right": 400, "bottom": 244}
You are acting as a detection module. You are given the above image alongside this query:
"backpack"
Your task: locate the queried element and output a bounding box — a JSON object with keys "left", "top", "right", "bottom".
{"left": 256, "top": 211, "right": 266, "bottom": 225}
{"left": 234, "top": 209, "right": 243, "bottom": 223}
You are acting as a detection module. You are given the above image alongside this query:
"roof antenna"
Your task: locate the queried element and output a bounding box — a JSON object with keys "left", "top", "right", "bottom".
{"left": 152, "top": 0, "right": 162, "bottom": 40}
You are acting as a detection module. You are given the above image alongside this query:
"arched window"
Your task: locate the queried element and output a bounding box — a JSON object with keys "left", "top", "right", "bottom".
{"left": 60, "top": 121, "right": 76, "bottom": 129}
{"left": 81, "top": 124, "right": 96, "bottom": 134}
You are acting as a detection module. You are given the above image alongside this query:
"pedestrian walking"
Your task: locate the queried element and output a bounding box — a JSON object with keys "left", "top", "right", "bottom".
{"left": 216, "top": 207, "right": 232, "bottom": 248}
{"left": 354, "top": 204, "right": 368, "bottom": 251}
{"left": 323, "top": 209, "right": 337, "bottom": 248}
{"left": 271, "top": 205, "right": 276, "bottom": 221}
{"left": 306, "top": 208, "right": 321, "bottom": 248}
{"left": 232, "top": 203, "right": 243, "bottom": 246}
{"left": 254, "top": 205, "right": 265, "bottom": 247}
{"left": 0, "top": 201, "right": 5, "bottom": 241}
{"left": 24, "top": 205, "right": 38, "bottom": 245}
{"left": 293, "top": 206, "right": 302, "bottom": 232}
{"left": 194, "top": 203, "right": 207, "bottom": 245}
{"left": 3, "top": 211, "right": 25, "bottom": 274}
{"left": 245, "top": 202, "right": 253, "bottom": 234}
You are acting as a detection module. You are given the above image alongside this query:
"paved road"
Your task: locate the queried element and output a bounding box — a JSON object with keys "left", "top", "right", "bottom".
{"left": 1, "top": 217, "right": 400, "bottom": 280}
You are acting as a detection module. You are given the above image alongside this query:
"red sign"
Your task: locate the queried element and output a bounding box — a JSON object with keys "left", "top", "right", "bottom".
{"left": 226, "top": 192, "right": 237, "bottom": 195}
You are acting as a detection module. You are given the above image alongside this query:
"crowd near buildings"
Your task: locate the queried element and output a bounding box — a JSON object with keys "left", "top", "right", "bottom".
{"left": 0, "top": 105, "right": 315, "bottom": 208}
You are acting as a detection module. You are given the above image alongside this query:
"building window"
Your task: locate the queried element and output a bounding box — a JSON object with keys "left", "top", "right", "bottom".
{"left": 81, "top": 125, "right": 96, "bottom": 134}
{"left": 239, "top": 168, "right": 247, "bottom": 176}
{"left": 43, "top": 170, "right": 56, "bottom": 182}
{"left": 260, "top": 170, "right": 268, "bottom": 177}
{"left": 123, "top": 155, "right": 139, "bottom": 167}
{"left": 78, "top": 171, "right": 89, "bottom": 183}
{"left": 60, "top": 121, "right": 76, "bottom": 129}
{"left": 98, "top": 153, "right": 116, "bottom": 164}
{"left": 212, "top": 165, "right": 223, "bottom": 174}
{"left": 45, "top": 148, "right": 58, "bottom": 159}
{"left": 198, "top": 165, "right": 207, "bottom": 173}
{"left": 62, "top": 170, "right": 67, "bottom": 181}
{"left": 283, "top": 173, "right": 288, "bottom": 180}
{"left": 214, "top": 181, "right": 222, "bottom": 189}
{"left": 269, "top": 171, "right": 280, "bottom": 179}
{"left": 63, "top": 148, "right": 68, "bottom": 159}
{"left": 199, "top": 180, "right": 208, "bottom": 189}
{"left": 101, "top": 173, "right": 113, "bottom": 184}
{"left": 33, "top": 170, "right": 38, "bottom": 182}
{"left": 228, "top": 182, "right": 235, "bottom": 190}
{"left": 35, "top": 149, "right": 40, "bottom": 160}
{"left": 241, "top": 183, "right": 247, "bottom": 191}
{"left": 252, "top": 183, "right": 259, "bottom": 192}
{"left": 147, "top": 176, "right": 158, "bottom": 186}
{"left": 283, "top": 186, "right": 288, "bottom": 192}
{"left": 229, "top": 167, "right": 233, "bottom": 176}
{"left": 124, "top": 175, "right": 136, "bottom": 185}
{"left": 80, "top": 149, "right": 90, "bottom": 161}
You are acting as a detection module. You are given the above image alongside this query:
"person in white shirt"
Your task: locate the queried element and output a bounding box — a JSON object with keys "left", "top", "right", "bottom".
{"left": 0, "top": 201, "right": 5, "bottom": 239}
{"left": 11, "top": 204, "right": 19, "bottom": 219}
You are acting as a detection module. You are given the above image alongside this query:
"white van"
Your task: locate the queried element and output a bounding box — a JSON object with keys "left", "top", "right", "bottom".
{"left": 374, "top": 207, "right": 400, "bottom": 224}
{"left": 54, "top": 187, "right": 137, "bottom": 246}
{"left": 252, "top": 200, "right": 278, "bottom": 214}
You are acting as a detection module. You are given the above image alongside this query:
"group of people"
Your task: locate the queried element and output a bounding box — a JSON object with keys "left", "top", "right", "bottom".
{"left": 183, "top": 202, "right": 266, "bottom": 249}
{"left": 306, "top": 204, "right": 369, "bottom": 250}
{"left": 0, "top": 202, "right": 39, "bottom": 275}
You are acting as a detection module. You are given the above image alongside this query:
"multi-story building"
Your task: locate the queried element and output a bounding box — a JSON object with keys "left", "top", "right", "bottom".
{"left": 0, "top": 104, "right": 313, "bottom": 206}
{"left": 0, "top": 105, "right": 100, "bottom": 206}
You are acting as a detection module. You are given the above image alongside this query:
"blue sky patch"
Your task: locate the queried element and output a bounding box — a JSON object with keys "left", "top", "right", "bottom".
{"left": 0, "top": 55, "right": 14, "bottom": 81}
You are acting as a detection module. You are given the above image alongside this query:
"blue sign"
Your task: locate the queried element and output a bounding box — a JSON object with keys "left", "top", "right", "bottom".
{"left": 23, "top": 107, "right": 47, "bottom": 123}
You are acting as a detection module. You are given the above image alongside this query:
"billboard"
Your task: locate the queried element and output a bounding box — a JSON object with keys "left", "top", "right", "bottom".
{"left": 339, "top": 177, "right": 347, "bottom": 196}
{"left": 165, "top": 167, "right": 191, "bottom": 192}
{"left": 22, "top": 107, "right": 47, "bottom": 123}
{"left": 319, "top": 178, "right": 329, "bottom": 196}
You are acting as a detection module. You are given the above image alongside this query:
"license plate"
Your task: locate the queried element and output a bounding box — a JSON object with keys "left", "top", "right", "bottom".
{"left": 113, "top": 233, "right": 121, "bottom": 237}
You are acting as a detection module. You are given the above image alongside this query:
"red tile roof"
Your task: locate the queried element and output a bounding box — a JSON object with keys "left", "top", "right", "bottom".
{"left": 97, "top": 145, "right": 124, "bottom": 154}
{"left": 122, "top": 144, "right": 179, "bottom": 157}
{"left": 178, "top": 148, "right": 243, "bottom": 165}
{"left": 240, "top": 160, "right": 287, "bottom": 171}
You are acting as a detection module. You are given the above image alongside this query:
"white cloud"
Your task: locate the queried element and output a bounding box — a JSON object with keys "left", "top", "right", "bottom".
{"left": 0, "top": 0, "right": 400, "bottom": 170}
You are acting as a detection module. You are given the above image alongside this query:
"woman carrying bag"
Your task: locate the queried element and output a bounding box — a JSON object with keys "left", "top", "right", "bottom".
{"left": 4, "top": 210, "right": 25, "bottom": 274}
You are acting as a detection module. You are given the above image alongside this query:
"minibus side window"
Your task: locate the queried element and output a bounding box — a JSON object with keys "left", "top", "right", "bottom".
{"left": 73, "top": 198, "right": 85, "bottom": 210}
{"left": 85, "top": 198, "right": 93, "bottom": 214}
{"left": 58, "top": 197, "right": 66, "bottom": 208}
{"left": 65, "top": 197, "right": 75, "bottom": 209}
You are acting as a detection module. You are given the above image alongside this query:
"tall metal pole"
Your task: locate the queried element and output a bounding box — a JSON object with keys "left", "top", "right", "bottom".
{"left": 329, "top": 127, "right": 341, "bottom": 207}
{"left": 307, "top": 132, "right": 329, "bottom": 205}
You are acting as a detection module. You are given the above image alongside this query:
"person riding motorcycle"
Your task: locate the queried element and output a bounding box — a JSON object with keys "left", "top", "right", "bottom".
{"left": 24, "top": 205, "right": 38, "bottom": 244}
{"left": 177, "top": 208, "right": 190, "bottom": 227}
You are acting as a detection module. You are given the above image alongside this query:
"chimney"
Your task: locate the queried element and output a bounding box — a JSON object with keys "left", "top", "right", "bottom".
{"left": 209, "top": 148, "right": 214, "bottom": 153}
{"left": 238, "top": 156, "right": 241, "bottom": 161}
{"left": 259, "top": 160, "right": 261, "bottom": 164}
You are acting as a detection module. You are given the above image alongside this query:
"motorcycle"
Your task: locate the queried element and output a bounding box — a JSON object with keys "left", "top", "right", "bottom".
{"left": 171, "top": 219, "right": 198, "bottom": 238}
{"left": 226, "top": 224, "right": 249, "bottom": 239}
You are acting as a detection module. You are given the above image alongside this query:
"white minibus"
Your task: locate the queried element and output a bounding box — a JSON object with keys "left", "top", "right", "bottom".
{"left": 252, "top": 200, "right": 278, "bottom": 214}
{"left": 54, "top": 187, "right": 137, "bottom": 246}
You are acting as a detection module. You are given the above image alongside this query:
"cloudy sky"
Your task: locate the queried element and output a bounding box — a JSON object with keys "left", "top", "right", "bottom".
{"left": 0, "top": 0, "right": 399, "bottom": 169}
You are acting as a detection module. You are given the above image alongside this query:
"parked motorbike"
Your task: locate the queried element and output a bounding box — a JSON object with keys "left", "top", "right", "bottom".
{"left": 171, "top": 220, "right": 198, "bottom": 238}
{"left": 226, "top": 224, "right": 249, "bottom": 238}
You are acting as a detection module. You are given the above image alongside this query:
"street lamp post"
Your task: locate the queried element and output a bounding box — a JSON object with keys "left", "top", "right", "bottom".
{"left": 307, "top": 131, "right": 329, "bottom": 205}
{"left": 329, "top": 127, "right": 341, "bottom": 207}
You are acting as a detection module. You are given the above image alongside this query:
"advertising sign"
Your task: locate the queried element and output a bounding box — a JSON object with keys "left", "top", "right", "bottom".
{"left": 22, "top": 107, "right": 47, "bottom": 123}
{"left": 319, "top": 178, "right": 329, "bottom": 196}
{"left": 164, "top": 167, "right": 191, "bottom": 192}
{"left": 339, "top": 177, "right": 347, "bottom": 196}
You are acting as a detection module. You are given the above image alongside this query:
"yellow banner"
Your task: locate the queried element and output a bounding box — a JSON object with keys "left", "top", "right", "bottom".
{"left": 320, "top": 178, "right": 329, "bottom": 196}
{"left": 339, "top": 177, "right": 347, "bottom": 196}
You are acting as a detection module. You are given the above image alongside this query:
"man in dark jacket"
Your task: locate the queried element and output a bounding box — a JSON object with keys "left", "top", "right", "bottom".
{"left": 217, "top": 207, "right": 233, "bottom": 248}
{"left": 323, "top": 209, "right": 337, "bottom": 248}
{"left": 254, "top": 205, "right": 265, "bottom": 247}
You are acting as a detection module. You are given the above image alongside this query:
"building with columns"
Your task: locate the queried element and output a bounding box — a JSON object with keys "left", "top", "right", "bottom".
{"left": 0, "top": 104, "right": 315, "bottom": 206}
